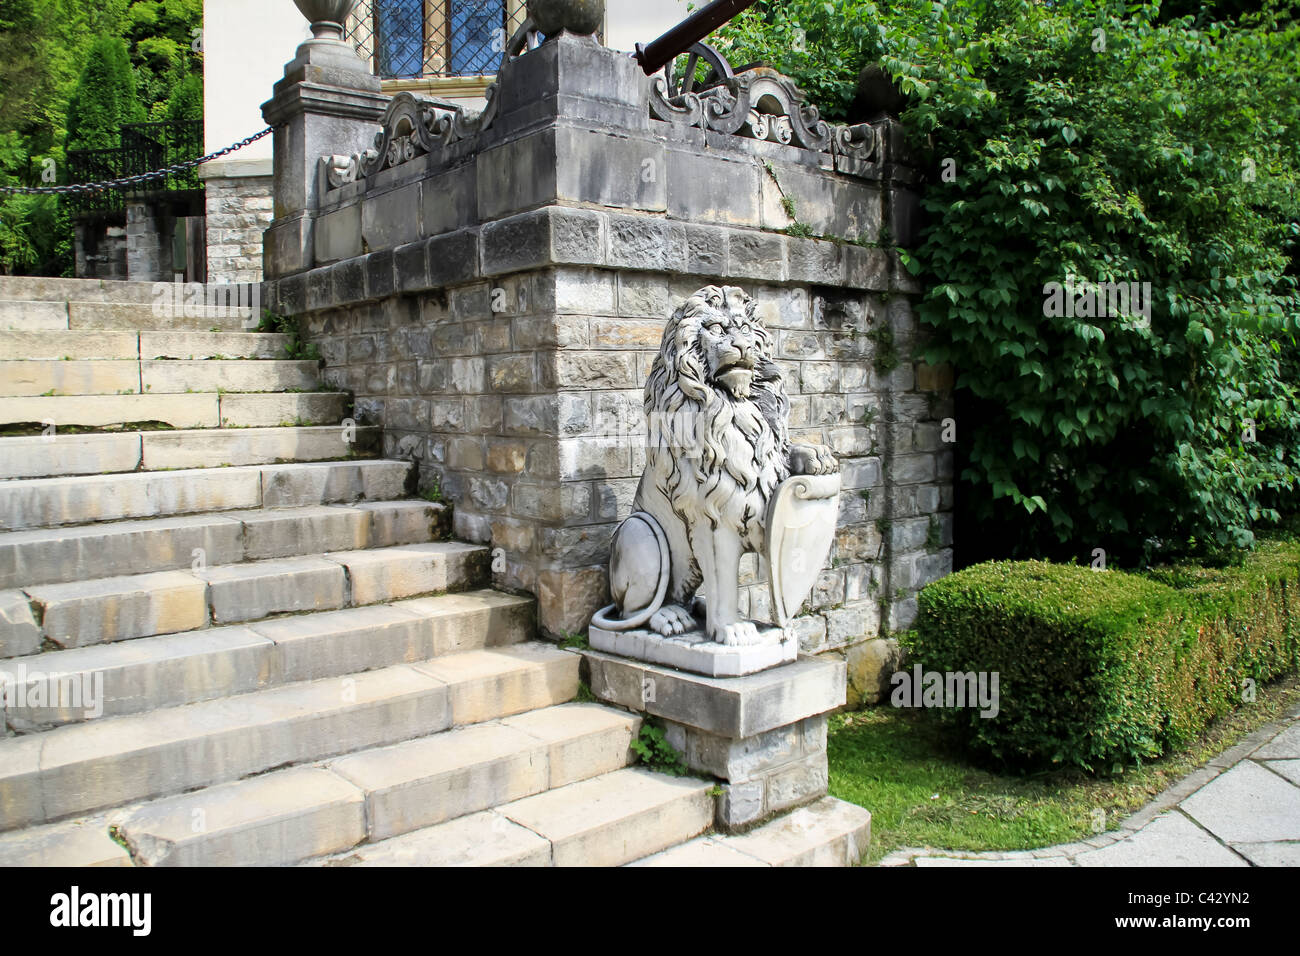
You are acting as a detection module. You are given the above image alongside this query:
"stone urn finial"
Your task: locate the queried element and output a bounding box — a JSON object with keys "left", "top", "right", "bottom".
{"left": 283, "top": 0, "right": 375, "bottom": 83}
{"left": 527, "top": 0, "right": 605, "bottom": 38}
{"left": 293, "top": 0, "right": 358, "bottom": 43}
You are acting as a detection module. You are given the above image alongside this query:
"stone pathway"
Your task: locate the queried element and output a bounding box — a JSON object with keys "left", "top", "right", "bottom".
{"left": 877, "top": 702, "right": 1300, "bottom": 867}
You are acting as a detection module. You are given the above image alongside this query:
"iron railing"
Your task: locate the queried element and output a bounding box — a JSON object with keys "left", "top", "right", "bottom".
{"left": 345, "top": 0, "right": 529, "bottom": 79}
{"left": 64, "top": 120, "right": 204, "bottom": 212}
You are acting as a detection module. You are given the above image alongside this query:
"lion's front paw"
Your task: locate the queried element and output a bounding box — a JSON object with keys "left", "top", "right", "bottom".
{"left": 650, "top": 604, "right": 697, "bottom": 636}
{"left": 789, "top": 444, "right": 840, "bottom": 476}
{"left": 714, "top": 621, "right": 761, "bottom": 646}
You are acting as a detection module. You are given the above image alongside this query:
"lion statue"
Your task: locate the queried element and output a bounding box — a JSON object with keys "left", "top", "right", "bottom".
{"left": 591, "top": 285, "right": 838, "bottom": 647}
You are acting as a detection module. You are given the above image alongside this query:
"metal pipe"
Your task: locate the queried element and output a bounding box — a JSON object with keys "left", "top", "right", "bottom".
{"left": 633, "top": 0, "right": 760, "bottom": 76}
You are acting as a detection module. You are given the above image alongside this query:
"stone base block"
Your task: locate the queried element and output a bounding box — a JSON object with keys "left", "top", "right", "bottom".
{"left": 583, "top": 650, "right": 844, "bottom": 831}
{"left": 583, "top": 650, "right": 844, "bottom": 739}
{"left": 588, "top": 622, "right": 796, "bottom": 677}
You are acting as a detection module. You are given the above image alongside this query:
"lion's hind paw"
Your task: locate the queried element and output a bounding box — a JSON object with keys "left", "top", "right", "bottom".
{"left": 650, "top": 604, "right": 696, "bottom": 636}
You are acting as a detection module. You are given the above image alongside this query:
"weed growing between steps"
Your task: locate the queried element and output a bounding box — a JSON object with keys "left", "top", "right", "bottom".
{"left": 257, "top": 310, "right": 322, "bottom": 362}
{"left": 632, "top": 720, "right": 688, "bottom": 777}
{"left": 829, "top": 671, "right": 1300, "bottom": 864}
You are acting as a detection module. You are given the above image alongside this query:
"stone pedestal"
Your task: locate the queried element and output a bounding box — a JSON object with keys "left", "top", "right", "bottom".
{"left": 584, "top": 650, "right": 845, "bottom": 831}
{"left": 588, "top": 623, "right": 797, "bottom": 678}
{"left": 260, "top": 35, "right": 387, "bottom": 278}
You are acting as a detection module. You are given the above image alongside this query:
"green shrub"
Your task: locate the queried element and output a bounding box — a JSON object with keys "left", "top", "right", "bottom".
{"left": 906, "top": 539, "right": 1300, "bottom": 770}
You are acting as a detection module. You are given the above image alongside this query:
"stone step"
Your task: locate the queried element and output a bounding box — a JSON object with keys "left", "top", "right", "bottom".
{"left": 0, "top": 588, "right": 529, "bottom": 729}
{"left": 0, "top": 500, "right": 442, "bottom": 590}
{"left": 0, "top": 816, "right": 130, "bottom": 867}
{"left": 110, "top": 702, "right": 630, "bottom": 866}
{"left": 0, "top": 359, "right": 320, "bottom": 398}
{"left": 0, "top": 301, "right": 68, "bottom": 332}
{"left": 217, "top": 391, "right": 349, "bottom": 428}
{"left": 6, "top": 541, "right": 483, "bottom": 655}
{"left": 0, "top": 360, "right": 140, "bottom": 397}
{"left": 0, "top": 390, "right": 349, "bottom": 430}
{"left": 627, "top": 797, "right": 872, "bottom": 867}
{"left": 0, "top": 277, "right": 168, "bottom": 305}
{"left": 0, "top": 330, "right": 139, "bottom": 360}
{"left": 0, "top": 426, "right": 382, "bottom": 480}
{"left": 68, "top": 302, "right": 251, "bottom": 332}
{"left": 0, "top": 330, "right": 293, "bottom": 362}
{"left": 141, "top": 360, "right": 322, "bottom": 395}
{"left": 0, "top": 642, "right": 576, "bottom": 830}
{"left": 321, "top": 767, "right": 714, "bottom": 867}
{"left": 140, "top": 332, "right": 293, "bottom": 361}
{"left": 0, "top": 459, "right": 411, "bottom": 531}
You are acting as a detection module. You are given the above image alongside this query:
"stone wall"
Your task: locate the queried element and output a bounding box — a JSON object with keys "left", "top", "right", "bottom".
{"left": 264, "top": 36, "right": 953, "bottom": 704}
{"left": 205, "top": 174, "right": 274, "bottom": 283}
{"left": 125, "top": 203, "right": 171, "bottom": 280}
{"left": 73, "top": 216, "right": 128, "bottom": 280}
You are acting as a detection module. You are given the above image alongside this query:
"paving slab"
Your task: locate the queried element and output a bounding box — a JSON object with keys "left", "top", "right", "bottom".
{"left": 1073, "top": 812, "right": 1248, "bottom": 867}
{"left": 1261, "top": 759, "right": 1300, "bottom": 786}
{"left": 1251, "top": 722, "right": 1300, "bottom": 760}
{"left": 1180, "top": 760, "right": 1300, "bottom": 844}
{"left": 912, "top": 855, "right": 1072, "bottom": 867}
{"left": 1229, "top": 841, "right": 1300, "bottom": 867}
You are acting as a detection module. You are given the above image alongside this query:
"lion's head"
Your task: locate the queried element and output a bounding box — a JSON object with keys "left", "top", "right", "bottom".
{"left": 644, "top": 286, "right": 792, "bottom": 503}
{"left": 654, "top": 286, "right": 783, "bottom": 404}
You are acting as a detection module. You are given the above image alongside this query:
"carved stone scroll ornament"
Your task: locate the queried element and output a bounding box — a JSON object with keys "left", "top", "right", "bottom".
{"left": 322, "top": 88, "right": 500, "bottom": 189}
{"left": 648, "top": 59, "right": 884, "bottom": 167}
{"left": 589, "top": 286, "right": 842, "bottom": 678}
{"left": 651, "top": 66, "right": 833, "bottom": 152}
{"left": 832, "top": 122, "right": 881, "bottom": 163}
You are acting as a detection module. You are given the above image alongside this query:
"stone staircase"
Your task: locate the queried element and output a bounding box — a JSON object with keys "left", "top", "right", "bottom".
{"left": 0, "top": 277, "right": 869, "bottom": 866}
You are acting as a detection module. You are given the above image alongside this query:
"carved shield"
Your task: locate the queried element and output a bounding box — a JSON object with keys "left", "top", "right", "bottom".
{"left": 764, "top": 473, "right": 842, "bottom": 627}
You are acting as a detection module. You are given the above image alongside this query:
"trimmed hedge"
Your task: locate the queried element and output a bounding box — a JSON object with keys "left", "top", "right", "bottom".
{"left": 907, "top": 539, "right": 1300, "bottom": 771}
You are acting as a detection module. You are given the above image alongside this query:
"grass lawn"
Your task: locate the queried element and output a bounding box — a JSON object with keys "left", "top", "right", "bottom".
{"left": 829, "top": 671, "right": 1300, "bottom": 865}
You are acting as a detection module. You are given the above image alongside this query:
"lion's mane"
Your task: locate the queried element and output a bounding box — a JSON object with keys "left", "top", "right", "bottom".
{"left": 643, "top": 287, "right": 792, "bottom": 544}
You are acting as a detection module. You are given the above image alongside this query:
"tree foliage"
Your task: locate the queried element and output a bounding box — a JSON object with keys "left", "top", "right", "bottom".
{"left": 66, "top": 35, "right": 147, "bottom": 151}
{"left": 0, "top": 0, "right": 202, "bottom": 275}
{"left": 719, "top": 0, "right": 1300, "bottom": 564}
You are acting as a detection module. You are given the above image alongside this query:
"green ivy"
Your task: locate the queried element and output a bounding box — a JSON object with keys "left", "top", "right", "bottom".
{"left": 720, "top": 0, "right": 1300, "bottom": 564}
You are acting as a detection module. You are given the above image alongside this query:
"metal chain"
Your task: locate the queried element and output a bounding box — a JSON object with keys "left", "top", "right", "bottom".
{"left": 0, "top": 127, "right": 274, "bottom": 196}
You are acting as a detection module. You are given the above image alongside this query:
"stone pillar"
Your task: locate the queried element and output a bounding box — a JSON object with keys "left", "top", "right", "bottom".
{"left": 201, "top": 161, "right": 275, "bottom": 284}
{"left": 260, "top": 12, "right": 388, "bottom": 278}
{"left": 125, "top": 203, "right": 172, "bottom": 281}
